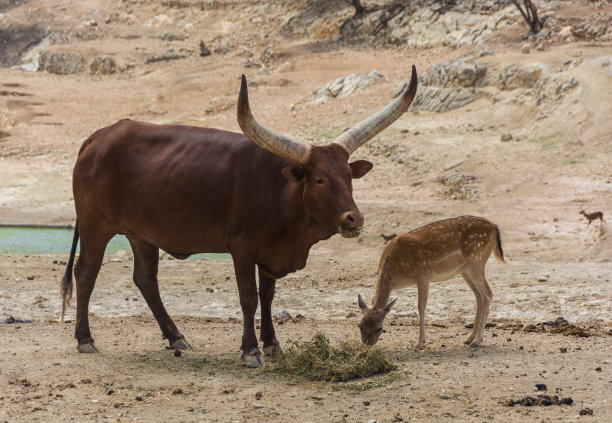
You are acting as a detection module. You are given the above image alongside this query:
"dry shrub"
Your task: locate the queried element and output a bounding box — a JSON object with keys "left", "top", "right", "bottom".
{"left": 273, "top": 333, "right": 396, "bottom": 382}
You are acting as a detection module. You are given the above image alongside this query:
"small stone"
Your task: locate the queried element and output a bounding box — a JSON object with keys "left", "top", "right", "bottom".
{"left": 278, "top": 310, "right": 292, "bottom": 319}
{"left": 363, "top": 400, "right": 371, "bottom": 406}
{"left": 107, "top": 389, "right": 114, "bottom": 395}
{"left": 172, "top": 388, "right": 183, "bottom": 395}
{"left": 135, "top": 396, "right": 143, "bottom": 401}
{"left": 579, "top": 408, "right": 593, "bottom": 415}
{"left": 199, "top": 41, "right": 211, "bottom": 57}
{"left": 90, "top": 19, "right": 98, "bottom": 26}
{"left": 438, "top": 393, "right": 450, "bottom": 399}
{"left": 521, "top": 44, "right": 531, "bottom": 54}
{"left": 500, "top": 133, "right": 513, "bottom": 142}
{"left": 502, "top": 399, "right": 515, "bottom": 407}
{"left": 255, "top": 391, "right": 262, "bottom": 400}
{"left": 560, "top": 347, "right": 568, "bottom": 353}
{"left": 535, "top": 384, "right": 547, "bottom": 391}
{"left": 174, "top": 349, "right": 182, "bottom": 357}
{"left": 368, "top": 420, "right": 378, "bottom": 423}
{"left": 538, "top": 276, "right": 548, "bottom": 282}
{"left": 561, "top": 397, "right": 573, "bottom": 405}
{"left": 252, "top": 402, "right": 264, "bottom": 409}
{"left": 595, "top": 366, "right": 602, "bottom": 372}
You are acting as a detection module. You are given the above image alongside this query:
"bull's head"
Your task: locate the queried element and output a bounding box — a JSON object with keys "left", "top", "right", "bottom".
{"left": 237, "top": 66, "right": 418, "bottom": 238}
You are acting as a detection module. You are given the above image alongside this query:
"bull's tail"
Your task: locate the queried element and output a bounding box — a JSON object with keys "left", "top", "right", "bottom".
{"left": 493, "top": 225, "right": 506, "bottom": 264}
{"left": 60, "top": 221, "right": 79, "bottom": 322}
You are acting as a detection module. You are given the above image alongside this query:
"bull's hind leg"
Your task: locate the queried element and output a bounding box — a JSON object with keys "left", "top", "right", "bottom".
{"left": 73, "top": 229, "right": 113, "bottom": 353}
{"left": 127, "top": 235, "right": 190, "bottom": 350}
{"left": 258, "top": 267, "right": 280, "bottom": 356}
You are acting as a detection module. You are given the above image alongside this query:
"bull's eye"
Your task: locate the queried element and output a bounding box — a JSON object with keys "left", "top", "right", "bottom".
{"left": 315, "top": 178, "right": 325, "bottom": 185}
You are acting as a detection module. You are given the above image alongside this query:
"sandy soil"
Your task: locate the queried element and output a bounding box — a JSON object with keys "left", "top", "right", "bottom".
{"left": 1, "top": 0, "right": 611, "bottom": 422}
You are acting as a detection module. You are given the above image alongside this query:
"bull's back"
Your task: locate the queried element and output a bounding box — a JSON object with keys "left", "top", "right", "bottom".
{"left": 73, "top": 119, "right": 284, "bottom": 253}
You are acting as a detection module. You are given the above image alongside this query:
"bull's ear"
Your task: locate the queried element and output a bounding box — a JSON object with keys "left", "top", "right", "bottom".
{"left": 350, "top": 160, "right": 373, "bottom": 179}
{"left": 282, "top": 165, "right": 305, "bottom": 183}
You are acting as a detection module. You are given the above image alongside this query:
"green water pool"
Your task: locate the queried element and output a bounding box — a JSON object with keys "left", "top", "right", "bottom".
{"left": 0, "top": 226, "right": 230, "bottom": 260}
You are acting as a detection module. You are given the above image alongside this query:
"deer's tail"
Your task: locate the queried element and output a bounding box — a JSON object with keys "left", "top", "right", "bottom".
{"left": 493, "top": 225, "right": 506, "bottom": 264}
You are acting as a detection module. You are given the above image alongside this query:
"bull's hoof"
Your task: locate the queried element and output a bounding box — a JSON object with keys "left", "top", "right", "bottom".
{"left": 171, "top": 338, "right": 192, "bottom": 350}
{"left": 241, "top": 351, "right": 265, "bottom": 368}
{"left": 77, "top": 342, "right": 99, "bottom": 353}
{"left": 263, "top": 344, "right": 281, "bottom": 357}
{"left": 468, "top": 340, "right": 482, "bottom": 348}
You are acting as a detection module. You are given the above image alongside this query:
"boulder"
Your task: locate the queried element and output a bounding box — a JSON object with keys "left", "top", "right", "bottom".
{"left": 420, "top": 56, "right": 489, "bottom": 88}
{"left": 306, "top": 70, "right": 383, "bottom": 105}
{"left": 410, "top": 86, "right": 481, "bottom": 113}
{"left": 90, "top": 55, "right": 117, "bottom": 75}
{"left": 38, "top": 50, "right": 85, "bottom": 74}
{"left": 499, "top": 63, "right": 542, "bottom": 90}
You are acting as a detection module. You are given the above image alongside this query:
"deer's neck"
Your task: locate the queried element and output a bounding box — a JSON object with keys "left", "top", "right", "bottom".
{"left": 372, "top": 261, "right": 394, "bottom": 309}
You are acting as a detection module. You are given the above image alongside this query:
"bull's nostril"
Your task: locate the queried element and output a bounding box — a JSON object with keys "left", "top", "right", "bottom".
{"left": 347, "top": 214, "right": 355, "bottom": 222}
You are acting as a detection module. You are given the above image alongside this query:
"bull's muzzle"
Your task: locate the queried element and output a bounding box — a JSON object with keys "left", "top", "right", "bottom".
{"left": 338, "top": 212, "right": 364, "bottom": 238}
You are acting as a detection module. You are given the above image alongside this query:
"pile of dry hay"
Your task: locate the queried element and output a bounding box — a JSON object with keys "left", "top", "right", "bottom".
{"left": 273, "top": 333, "right": 396, "bottom": 382}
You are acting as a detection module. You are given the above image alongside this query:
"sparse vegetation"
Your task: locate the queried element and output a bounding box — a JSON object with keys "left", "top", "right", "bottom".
{"left": 511, "top": 0, "right": 544, "bottom": 34}
{"left": 272, "top": 333, "right": 396, "bottom": 382}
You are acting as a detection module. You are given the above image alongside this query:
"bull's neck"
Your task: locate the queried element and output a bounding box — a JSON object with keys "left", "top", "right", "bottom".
{"left": 372, "top": 261, "right": 393, "bottom": 309}
{"left": 280, "top": 181, "right": 335, "bottom": 245}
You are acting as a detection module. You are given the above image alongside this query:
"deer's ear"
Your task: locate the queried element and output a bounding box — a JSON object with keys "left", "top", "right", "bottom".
{"left": 383, "top": 297, "right": 397, "bottom": 315}
{"left": 358, "top": 294, "right": 369, "bottom": 312}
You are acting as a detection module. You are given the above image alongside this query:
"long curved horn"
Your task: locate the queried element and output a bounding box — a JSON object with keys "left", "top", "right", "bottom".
{"left": 334, "top": 65, "right": 418, "bottom": 156}
{"left": 237, "top": 75, "right": 310, "bottom": 165}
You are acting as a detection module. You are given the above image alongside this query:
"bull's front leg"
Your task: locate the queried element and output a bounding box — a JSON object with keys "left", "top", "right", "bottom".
{"left": 258, "top": 267, "right": 280, "bottom": 356}
{"left": 232, "top": 254, "right": 265, "bottom": 368}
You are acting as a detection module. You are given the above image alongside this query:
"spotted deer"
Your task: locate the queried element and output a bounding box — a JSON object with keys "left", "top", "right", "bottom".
{"left": 579, "top": 210, "right": 605, "bottom": 226}
{"left": 357, "top": 216, "right": 505, "bottom": 348}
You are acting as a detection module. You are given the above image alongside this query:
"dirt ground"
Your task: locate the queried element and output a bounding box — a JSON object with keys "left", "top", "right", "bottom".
{"left": 1, "top": 0, "right": 611, "bottom": 422}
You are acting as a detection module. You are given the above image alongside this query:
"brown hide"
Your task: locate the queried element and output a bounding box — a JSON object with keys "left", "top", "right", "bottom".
{"left": 74, "top": 119, "right": 366, "bottom": 277}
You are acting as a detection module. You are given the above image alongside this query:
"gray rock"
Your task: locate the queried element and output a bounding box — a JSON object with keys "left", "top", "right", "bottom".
{"left": 199, "top": 40, "right": 211, "bottom": 57}
{"left": 499, "top": 63, "right": 541, "bottom": 90}
{"left": 521, "top": 44, "right": 530, "bottom": 54}
{"left": 90, "top": 55, "right": 117, "bottom": 75}
{"left": 555, "top": 77, "right": 579, "bottom": 96}
{"left": 278, "top": 310, "right": 292, "bottom": 319}
{"left": 307, "top": 70, "right": 383, "bottom": 105}
{"left": 420, "top": 56, "right": 489, "bottom": 88}
{"left": 38, "top": 50, "right": 85, "bottom": 74}
{"left": 500, "top": 133, "right": 513, "bottom": 142}
{"left": 411, "top": 86, "right": 481, "bottom": 113}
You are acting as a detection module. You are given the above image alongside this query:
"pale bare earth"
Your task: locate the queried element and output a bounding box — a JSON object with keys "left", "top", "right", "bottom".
{"left": 1, "top": 1, "right": 611, "bottom": 422}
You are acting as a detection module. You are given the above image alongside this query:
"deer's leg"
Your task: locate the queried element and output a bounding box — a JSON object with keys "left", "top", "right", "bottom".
{"left": 415, "top": 281, "right": 429, "bottom": 348}
{"left": 258, "top": 267, "right": 280, "bottom": 356}
{"left": 73, "top": 228, "right": 113, "bottom": 353}
{"left": 463, "top": 268, "right": 492, "bottom": 347}
{"left": 127, "top": 236, "right": 190, "bottom": 350}
{"left": 461, "top": 272, "right": 484, "bottom": 346}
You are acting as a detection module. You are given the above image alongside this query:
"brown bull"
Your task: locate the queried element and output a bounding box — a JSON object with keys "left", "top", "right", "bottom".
{"left": 60, "top": 66, "right": 417, "bottom": 367}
